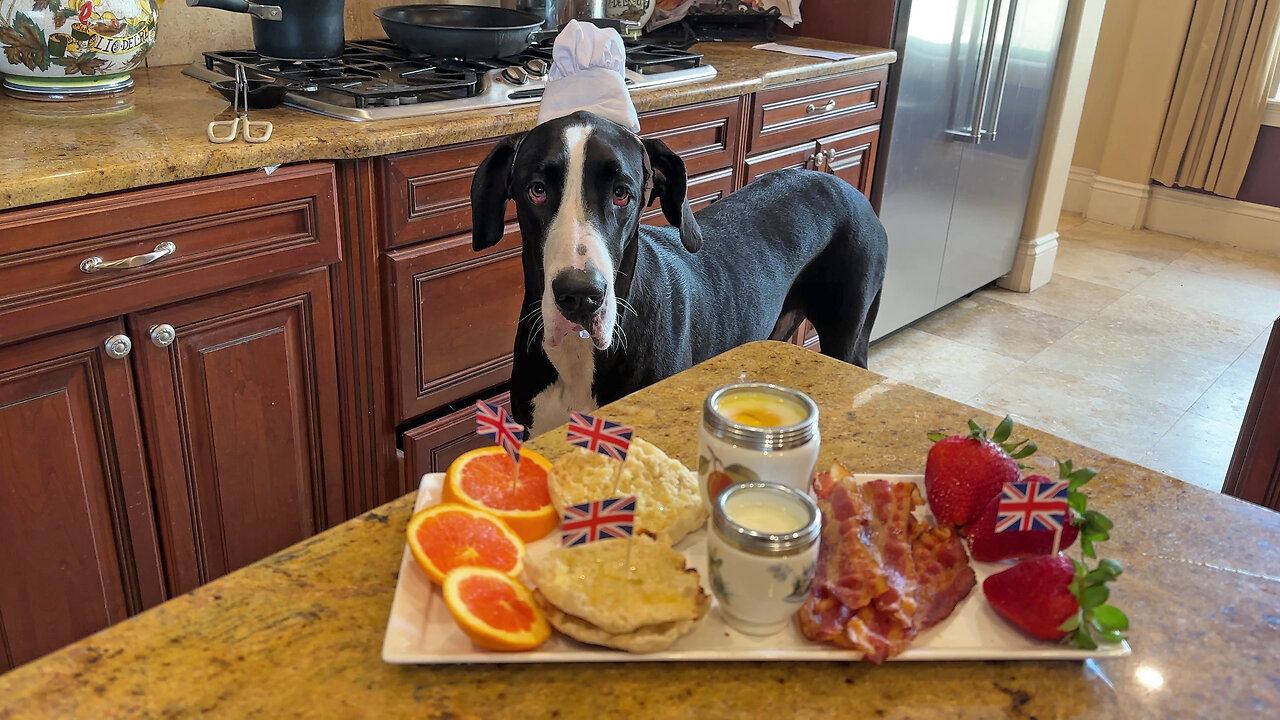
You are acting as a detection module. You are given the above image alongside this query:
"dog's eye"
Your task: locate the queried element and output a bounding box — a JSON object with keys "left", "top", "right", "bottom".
{"left": 529, "top": 182, "right": 547, "bottom": 204}
{"left": 612, "top": 185, "right": 631, "bottom": 207}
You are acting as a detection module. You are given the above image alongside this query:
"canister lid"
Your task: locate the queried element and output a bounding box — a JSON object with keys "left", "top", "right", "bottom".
{"left": 702, "top": 383, "right": 819, "bottom": 451}
{"left": 712, "top": 482, "right": 821, "bottom": 555}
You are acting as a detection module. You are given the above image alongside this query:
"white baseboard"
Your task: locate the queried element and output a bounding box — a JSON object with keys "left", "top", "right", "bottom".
{"left": 1064, "top": 166, "right": 1096, "bottom": 214}
{"left": 999, "top": 231, "right": 1060, "bottom": 292}
{"left": 1063, "top": 167, "right": 1151, "bottom": 228}
{"left": 1146, "top": 186, "right": 1280, "bottom": 256}
{"left": 1085, "top": 175, "right": 1150, "bottom": 229}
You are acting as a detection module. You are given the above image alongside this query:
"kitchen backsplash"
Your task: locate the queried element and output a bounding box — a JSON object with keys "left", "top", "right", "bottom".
{"left": 147, "top": 0, "right": 501, "bottom": 67}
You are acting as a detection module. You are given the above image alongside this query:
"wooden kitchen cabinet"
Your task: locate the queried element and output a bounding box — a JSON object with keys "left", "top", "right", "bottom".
{"left": 129, "top": 270, "right": 346, "bottom": 595}
{"left": 0, "top": 321, "right": 166, "bottom": 672}
{"left": 0, "top": 163, "right": 350, "bottom": 664}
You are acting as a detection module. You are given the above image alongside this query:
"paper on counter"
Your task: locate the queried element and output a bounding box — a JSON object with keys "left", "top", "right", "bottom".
{"left": 752, "top": 43, "right": 860, "bottom": 61}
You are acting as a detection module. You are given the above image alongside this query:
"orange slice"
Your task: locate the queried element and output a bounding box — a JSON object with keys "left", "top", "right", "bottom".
{"left": 442, "top": 566, "right": 550, "bottom": 652}
{"left": 442, "top": 447, "right": 557, "bottom": 542}
{"left": 405, "top": 504, "right": 525, "bottom": 585}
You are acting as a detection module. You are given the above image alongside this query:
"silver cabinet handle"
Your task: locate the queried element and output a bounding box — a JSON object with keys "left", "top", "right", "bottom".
{"left": 983, "top": 0, "right": 1019, "bottom": 141}
{"left": 149, "top": 324, "right": 177, "bottom": 348}
{"left": 80, "top": 241, "right": 176, "bottom": 274}
{"left": 825, "top": 149, "right": 838, "bottom": 164}
{"left": 948, "top": 0, "right": 1005, "bottom": 144}
{"left": 104, "top": 334, "right": 132, "bottom": 359}
{"left": 808, "top": 152, "right": 825, "bottom": 169}
{"left": 805, "top": 99, "right": 837, "bottom": 115}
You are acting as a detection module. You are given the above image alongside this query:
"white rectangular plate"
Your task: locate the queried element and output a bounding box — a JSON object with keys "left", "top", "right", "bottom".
{"left": 382, "top": 473, "right": 1131, "bottom": 664}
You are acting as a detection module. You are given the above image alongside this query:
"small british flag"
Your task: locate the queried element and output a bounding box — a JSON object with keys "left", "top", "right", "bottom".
{"left": 475, "top": 400, "right": 525, "bottom": 464}
{"left": 566, "top": 412, "right": 634, "bottom": 462}
{"left": 996, "top": 480, "right": 1070, "bottom": 533}
{"left": 560, "top": 496, "right": 637, "bottom": 546}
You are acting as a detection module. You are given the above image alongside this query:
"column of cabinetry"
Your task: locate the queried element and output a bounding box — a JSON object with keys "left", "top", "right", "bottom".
{"left": 0, "top": 164, "right": 347, "bottom": 671}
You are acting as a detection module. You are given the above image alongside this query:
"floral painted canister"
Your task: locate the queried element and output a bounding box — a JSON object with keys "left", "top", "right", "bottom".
{"left": 707, "top": 481, "right": 821, "bottom": 636}
{"left": 0, "top": 0, "right": 159, "bottom": 99}
{"left": 696, "top": 382, "right": 820, "bottom": 512}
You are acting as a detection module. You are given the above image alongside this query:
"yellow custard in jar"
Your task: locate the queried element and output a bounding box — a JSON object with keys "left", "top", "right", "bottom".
{"left": 715, "top": 391, "right": 809, "bottom": 427}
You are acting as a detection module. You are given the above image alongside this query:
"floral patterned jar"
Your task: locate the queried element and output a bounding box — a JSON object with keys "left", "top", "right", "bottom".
{"left": 706, "top": 481, "right": 820, "bottom": 636}
{"left": 0, "top": 0, "right": 159, "bottom": 99}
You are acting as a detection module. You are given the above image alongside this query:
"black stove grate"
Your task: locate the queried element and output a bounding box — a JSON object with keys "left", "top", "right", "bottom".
{"left": 201, "top": 39, "right": 704, "bottom": 108}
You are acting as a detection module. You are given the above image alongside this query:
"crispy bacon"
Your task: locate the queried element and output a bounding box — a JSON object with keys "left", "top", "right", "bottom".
{"left": 798, "top": 467, "right": 976, "bottom": 663}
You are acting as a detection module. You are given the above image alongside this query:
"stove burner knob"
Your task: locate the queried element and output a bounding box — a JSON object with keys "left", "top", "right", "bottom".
{"left": 524, "top": 58, "right": 550, "bottom": 78}
{"left": 502, "top": 66, "right": 529, "bottom": 85}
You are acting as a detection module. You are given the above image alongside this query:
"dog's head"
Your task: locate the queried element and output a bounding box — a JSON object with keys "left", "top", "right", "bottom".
{"left": 470, "top": 111, "right": 702, "bottom": 352}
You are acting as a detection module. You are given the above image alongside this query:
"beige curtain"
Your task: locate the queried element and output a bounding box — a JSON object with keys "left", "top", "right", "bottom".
{"left": 1152, "top": 0, "right": 1280, "bottom": 197}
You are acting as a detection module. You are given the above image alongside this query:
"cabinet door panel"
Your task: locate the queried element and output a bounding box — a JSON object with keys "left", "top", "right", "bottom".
{"left": 130, "top": 270, "right": 345, "bottom": 593}
{"left": 386, "top": 228, "right": 524, "bottom": 422}
{"left": 0, "top": 321, "right": 164, "bottom": 671}
{"left": 818, "top": 125, "right": 880, "bottom": 196}
{"left": 743, "top": 142, "right": 818, "bottom": 185}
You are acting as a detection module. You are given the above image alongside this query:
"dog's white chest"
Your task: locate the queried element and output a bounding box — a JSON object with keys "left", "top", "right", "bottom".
{"left": 531, "top": 338, "right": 598, "bottom": 436}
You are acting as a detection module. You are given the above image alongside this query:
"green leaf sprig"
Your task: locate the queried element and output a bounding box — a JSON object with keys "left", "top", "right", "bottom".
{"left": 927, "top": 415, "right": 1038, "bottom": 467}
{"left": 1055, "top": 459, "right": 1128, "bottom": 649}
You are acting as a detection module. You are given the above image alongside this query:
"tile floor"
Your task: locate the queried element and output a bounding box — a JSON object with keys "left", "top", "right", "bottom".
{"left": 869, "top": 213, "right": 1278, "bottom": 492}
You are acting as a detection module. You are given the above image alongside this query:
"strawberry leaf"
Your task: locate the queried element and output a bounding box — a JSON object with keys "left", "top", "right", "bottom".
{"left": 1079, "top": 585, "right": 1109, "bottom": 609}
{"left": 1081, "top": 535, "right": 1096, "bottom": 559}
{"left": 1008, "top": 440, "right": 1037, "bottom": 459}
{"left": 1071, "top": 625, "right": 1098, "bottom": 650}
{"left": 1058, "top": 615, "right": 1081, "bottom": 632}
{"left": 967, "top": 419, "right": 986, "bottom": 439}
{"left": 1083, "top": 509, "right": 1113, "bottom": 531}
{"left": 1092, "top": 605, "right": 1128, "bottom": 632}
{"left": 1068, "top": 491, "right": 1087, "bottom": 514}
{"left": 927, "top": 432, "right": 947, "bottom": 443}
{"left": 991, "top": 415, "right": 1013, "bottom": 444}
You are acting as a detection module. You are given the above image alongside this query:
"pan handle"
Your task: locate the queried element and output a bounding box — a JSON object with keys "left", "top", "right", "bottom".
{"left": 185, "top": 0, "right": 283, "bottom": 21}
{"left": 529, "top": 28, "right": 560, "bottom": 43}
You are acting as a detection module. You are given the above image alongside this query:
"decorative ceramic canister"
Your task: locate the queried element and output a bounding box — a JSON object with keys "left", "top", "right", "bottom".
{"left": 696, "top": 382, "right": 820, "bottom": 512}
{"left": 707, "top": 481, "right": 821, "bottom": 636}
{"left": 0, "top": 0, "right": 159, "bottom": 99}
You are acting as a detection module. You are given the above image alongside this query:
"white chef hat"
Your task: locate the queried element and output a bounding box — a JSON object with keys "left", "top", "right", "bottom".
{"left": 535, "top": 20, "right": 640, "bottom": 133}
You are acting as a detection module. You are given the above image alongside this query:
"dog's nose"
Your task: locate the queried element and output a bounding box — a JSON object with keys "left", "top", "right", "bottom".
{"left": 552, "top": 268, "right": 607, "bottom": 324}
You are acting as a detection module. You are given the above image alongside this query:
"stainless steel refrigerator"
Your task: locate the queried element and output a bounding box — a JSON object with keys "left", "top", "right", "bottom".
{"left": 871, "top": 0, "right": 1069, "bottom": 339}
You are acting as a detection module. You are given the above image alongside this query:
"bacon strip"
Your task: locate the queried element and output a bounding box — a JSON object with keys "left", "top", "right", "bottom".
{"left": 798, "top": 466, "right": 976, "bottom": 663}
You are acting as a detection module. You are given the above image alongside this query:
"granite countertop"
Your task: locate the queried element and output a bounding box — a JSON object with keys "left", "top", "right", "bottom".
{"left": 0, "top": 39, "right": 895, "bottom": 212}
{"left": 1, "top": 341, "right": 1276, "bottom": 718}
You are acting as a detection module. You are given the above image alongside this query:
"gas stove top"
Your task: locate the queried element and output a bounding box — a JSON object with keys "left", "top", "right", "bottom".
{"left": 183, "top": 39, "right": 715, "bottom": 122}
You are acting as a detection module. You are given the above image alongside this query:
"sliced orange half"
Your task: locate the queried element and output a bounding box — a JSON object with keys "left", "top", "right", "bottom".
{"left": 442, "top": 447, "right": 557, "bottom": 542}
{"left": 405, "top": 503, "right": 525, "bottom": 585}
{"left": 442, "top": 566, "right": 550, "bottom": 652}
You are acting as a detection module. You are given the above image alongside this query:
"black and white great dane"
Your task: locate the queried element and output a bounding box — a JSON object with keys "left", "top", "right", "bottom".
{"left": 471, "top": 110, "right": 888, "bottom": 435}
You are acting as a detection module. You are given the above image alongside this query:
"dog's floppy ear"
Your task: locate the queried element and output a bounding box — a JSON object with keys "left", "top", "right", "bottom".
{"left": 470, "top": 132, "right": 524, "bottom": 251}
{"left": 642, "top": 137, "right": 703, "bottom": 253}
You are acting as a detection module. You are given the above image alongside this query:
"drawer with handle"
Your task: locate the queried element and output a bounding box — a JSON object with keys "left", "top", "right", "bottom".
{"left": 639, "top": 97, "right": 743, "bottom": 177}
{"left": 0, "top": 163, "right": 341, "bottom": 346}
{"left": 749, "top": 67, "right": 887, "bottom": 154}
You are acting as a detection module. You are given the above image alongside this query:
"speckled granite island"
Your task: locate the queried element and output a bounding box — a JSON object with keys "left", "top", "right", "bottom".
{"left": 1, "top": 342, "right": 1276, "bottom": 718}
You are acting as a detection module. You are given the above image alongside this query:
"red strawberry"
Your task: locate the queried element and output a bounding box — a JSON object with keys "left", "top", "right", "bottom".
{"left": 982, "top": 555, "right": 1078, "bottom": 641}
{"left": 967, "top": 475, "right": 1079, "bottom": 562}
{"left": 924, "top": 417, "right": 1033, "bottom": 527}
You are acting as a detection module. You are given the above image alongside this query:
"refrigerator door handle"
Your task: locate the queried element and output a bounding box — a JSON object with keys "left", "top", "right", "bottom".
{"left": 983, "top": 0, "right": 1019, "bottom": 142}
{"left": 947, "top": 0, "right": 1004, "bottom": 144}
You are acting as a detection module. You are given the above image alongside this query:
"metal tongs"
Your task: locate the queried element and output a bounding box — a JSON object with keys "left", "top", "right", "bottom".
{"left": 207, "top": 65, "right": 274, "bottom": 144}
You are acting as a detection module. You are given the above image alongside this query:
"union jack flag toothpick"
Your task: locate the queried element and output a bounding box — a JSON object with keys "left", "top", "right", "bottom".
{"left": 560, "top": 496, "right": 637, "bottom": 547}
{"left": 475, "top": 400, "right": 525, "bottom": 464}
{"left": 997, "top": 479, "right": 1071, "bottom": 554}
{"left": 566, "top": 412, "right": 634, "bottom": 462}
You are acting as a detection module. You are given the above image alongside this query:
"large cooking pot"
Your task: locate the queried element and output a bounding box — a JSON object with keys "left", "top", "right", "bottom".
{"left": 373, "top": 5, "right": 558, "bottom": 59}
{"left": 186, "top": 0, "right": 346, "bottom": 60}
